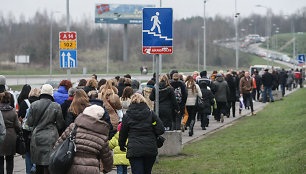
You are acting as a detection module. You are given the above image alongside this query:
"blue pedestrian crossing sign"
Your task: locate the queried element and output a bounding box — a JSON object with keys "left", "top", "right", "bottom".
{"left": 142, "top": 8, "right": 173, "bottom": 54}
{"left": 298, "top": 54, "right": 305, "bottom": 65}
{"left": 60, "top": 50, "right": 77, "bottom": 68}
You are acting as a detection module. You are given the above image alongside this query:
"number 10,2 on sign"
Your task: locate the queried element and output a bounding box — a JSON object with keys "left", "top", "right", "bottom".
{"left": 60, "top": 41, "right": 77, "bottom": 49}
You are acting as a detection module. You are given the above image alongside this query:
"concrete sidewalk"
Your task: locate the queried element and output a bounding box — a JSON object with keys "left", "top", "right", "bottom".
{"left": 12, "top": 88, "right": 299, "bottom": 174}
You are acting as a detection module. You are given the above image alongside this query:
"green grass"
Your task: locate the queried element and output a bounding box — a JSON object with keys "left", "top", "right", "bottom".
{"left": 260, "top": 32, "right": 306, "bottom": 58}
{"left": 153, "top": 89, "right": 306, "bottom": 174}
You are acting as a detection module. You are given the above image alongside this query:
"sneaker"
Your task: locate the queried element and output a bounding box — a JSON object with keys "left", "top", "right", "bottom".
{"left": 252, "top": 112, "right": 256, "bottom": 115}
{"left": 202, "top": 127, "right": 206, "bottom": 130}
{"left": 221, "top": 114, "right": 224, "bottom": 123}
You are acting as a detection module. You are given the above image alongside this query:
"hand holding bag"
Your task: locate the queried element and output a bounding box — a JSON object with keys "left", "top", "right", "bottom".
{"left": 49, "top": 125, "right": 78, "bottom": 174}
{"left": 16, "top": 131, "right": 26, "bottom": 155}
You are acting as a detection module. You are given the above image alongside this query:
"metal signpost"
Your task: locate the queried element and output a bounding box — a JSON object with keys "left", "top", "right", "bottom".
{"left": 59, "top": 32, "right": 77, "bottom": 69}
{"left": 142, "top": 8, "right": 173, "bottom": 117}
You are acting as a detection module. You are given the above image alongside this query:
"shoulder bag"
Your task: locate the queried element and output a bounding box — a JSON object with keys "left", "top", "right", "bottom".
{"left": 49, "top": 125, "right": 78, "bottom": 174}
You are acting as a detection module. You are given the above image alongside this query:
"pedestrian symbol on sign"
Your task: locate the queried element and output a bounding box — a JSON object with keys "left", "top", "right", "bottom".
{"left": 150, "top": 12, "right": 161, "bottom": 33}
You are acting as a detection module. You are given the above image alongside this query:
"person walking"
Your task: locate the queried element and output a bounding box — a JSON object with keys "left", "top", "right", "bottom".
{"left": 53, "top": 80, "right": 72, "bottom": 105}
{"left": 17, "top": 84, "right": 31, "bottom": 110}
{"left": 198, "top": 81, "right": 215, "bottom": 129}
{"left": 262, "top": 69, "right": 275, "bottom": 103}
{"left": 239, "top": 71, "right": 255, "bottom": 115}
{"left": 0, "top": 76, "right": 15, "bottom": 108}
{"left": 142, "top": 80, "right": 155, "bottom": 110}
{"left": 109, "top": 123, "right": 130, "bottom": 174}
{"left": 185, "top": 76, "right": 202, "bottom": 135}
{"left": 286, "top": 69, "right": 295, "bottom": 91}
{"left": 150, "top": 75, "right": 179, "bottom": 130}
{"left": 213, "top": 73, "right": 230, "bottom": 123}
{"left": 225, "top": 73, "right": 236, "bottom": 117}
{"left": 119, "top": 94, "right": 164, "bottom": 174}
{"left": 54, "top": 105, "right": 113, "bottom": 174}
{"left": 61, "top": 88, "right": 77, "bottom": 124}
{"left": 197, "top": 71, "right": 215, "bottom": 92}
{"left": 0, "top": 91, "right": 22, "bottom": 174}
{"left": 26, "top": 84, "right": 65, "bottom": 174}
{"left": 65, "top": 89, "right": 91, "bottom": 129}
{"left": 253, "top": 71, "right": 262, "bottom": 101}
{"left": 279, "top": 69, "right": 288, "bottom": 97}
{"left": 120, "top": 87, "right": 134, "bottom": 115}
{"left": 18, "top": 88, "right": 41, "bottom": 174}
{"left": 170, "top": 73, "right": 188, "bottom": 130}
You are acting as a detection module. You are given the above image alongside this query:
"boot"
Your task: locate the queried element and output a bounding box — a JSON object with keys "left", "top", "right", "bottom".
{"left": 189, "top": 120, "right": 195, "bottom": 136}
{"left": 206, "top": 118, "right": 209, "bottom": 127}
{"left": 221, "top": 114, "right": 224, "bottom": 123}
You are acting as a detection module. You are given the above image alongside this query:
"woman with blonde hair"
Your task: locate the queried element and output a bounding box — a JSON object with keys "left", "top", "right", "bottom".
{"left": 150, "top": 75, "right": 179, "bottom": 130}
{"left": 119, "top": 93, "right": 164, "bottom": 174}
{"left": 83, "top": 79, "right": 98, "bottom": 94}
{"left": 185, "top": 75, "right": 202, "bottom": 136}
{"left": 120, "top": 87, "right": 134, "bottom": 115}
{"left": 65, "top": 89, "right": 90, "bottom": 128}
{"left": 99, "top": 80, "right": 122, "bottom": 130}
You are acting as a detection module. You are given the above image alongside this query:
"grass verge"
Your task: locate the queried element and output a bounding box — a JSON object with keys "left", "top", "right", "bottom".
{"left": 153, "top": 88, "right": 306, "bottom": 174}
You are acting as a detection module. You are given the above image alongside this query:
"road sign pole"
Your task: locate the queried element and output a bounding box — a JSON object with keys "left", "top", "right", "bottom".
{"left": 50, "top": 13, "right": 53, "bottom": 79}
{"left": 155, "top": 54, "right": 159, "bottom": 117}
{"left": 107, "top": 24, "right": 110, "bottom": 74}
{"left": 203, "top": 0, "right": 207, "bottom": 71}
{"left": 66, "top": 0, "right": 71, "bottom": 81}
{"left": 152, "top": 55, "right": 155, "bottom": 75}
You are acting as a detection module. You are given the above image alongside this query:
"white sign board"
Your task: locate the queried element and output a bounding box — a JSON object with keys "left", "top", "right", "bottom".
{"left": 15, "top": 55, "right": 30, "bottom": 64}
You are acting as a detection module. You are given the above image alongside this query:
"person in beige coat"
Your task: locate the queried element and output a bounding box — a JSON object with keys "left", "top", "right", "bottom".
{"left": 54, "top": 105, "right": 113, "bottom": 174}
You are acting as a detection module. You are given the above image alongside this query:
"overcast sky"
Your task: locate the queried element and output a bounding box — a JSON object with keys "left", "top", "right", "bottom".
{"left": 1, "top": 0, "right": 306, "bottom": 22}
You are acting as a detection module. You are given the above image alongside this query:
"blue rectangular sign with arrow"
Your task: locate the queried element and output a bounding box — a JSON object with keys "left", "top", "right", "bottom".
{"left": 60, "top": 50, "right": 77, "bottom": 68}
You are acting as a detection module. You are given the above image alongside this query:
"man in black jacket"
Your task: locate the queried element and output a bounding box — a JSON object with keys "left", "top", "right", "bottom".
{"left": 261, "top": 69, "right": 274, "bottom": 103}
{"left": 279, "top": 69, "right": 288, "bottom": 97}
{"left": 197, "top": 71, "right": 216, "bottom": 93}
{"left": 170, "top": 73, "right": 188, "bottom": 130}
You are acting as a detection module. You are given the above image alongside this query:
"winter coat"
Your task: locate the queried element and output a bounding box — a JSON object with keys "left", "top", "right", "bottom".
{"left": 61, "top": 98, "right": 73, "bottom": 123}
{"left": 149, "top": 82, "right": 179, "bottom": 127}
{"left": 53, "top": 86, "right": 69, "bottom": 105}
{"left": 143, "top": 86, "right": 154, "bottom": 110}
{"left": 198, "top": 87, "right": 215, "bottom": 114}
{"left": 0, "top": 104, "right": 21, "bottom": 155}
{"left": 214, "top": 77, "right": 230, "bottom": 102}
{"left": 197, "top": 76, "right": 216, "bottom": 93}
{"left": 120, "top": 98, "right": 131, "bottom": 115}
{"left": 287, "top": 71, "right": 295, "bottom": 84}
{"left": 279, "top": 71, "right": 288, "bottom": 85}
{"left": 254, "top": 74, "right": 262, "bottom": 89}
{"left": 272, "top": 73, "right": 279, "bottom": 90}
{"left": 262, "top": 72, "right": 274, "bottom": 87}
{"left": 119, "top": 103, "right": 164, "bottom": 159}
{"left": 170, "top": 80, "right": 188, "bottom": 113}
{"left": 185, "top": 83, "right": 202, "bottom": 106}
{"left": 109, "top": 132, "right": 130, "bottom": 166}
{"left": 55, "top": 114, "right": 113, "bottom": 174}
{"left": 225, "top": 75, "right": 236, "bottom": 102}
{"left": 65, "top": 111, "right": 77, "bottom": 129}
{"left": 239, "top": 76, "right": 253, "bottom": 94}
{"left": 26, "top": 94, "right": 65, "bottom": 165}
{"left": 117, "top": 83, "right": 126, "bottom": 97}
{"left": 83, "top": 86, "right": 96, "bottom": 95}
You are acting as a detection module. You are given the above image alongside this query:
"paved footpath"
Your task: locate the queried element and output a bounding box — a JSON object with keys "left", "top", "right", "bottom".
{"left": 12, "top": 88, "right": 299, "bottom": 174}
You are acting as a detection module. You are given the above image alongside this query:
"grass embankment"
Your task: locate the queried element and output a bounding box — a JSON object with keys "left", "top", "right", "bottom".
{"left": 260, "top": 32, "right": 306, "bottom": 58}
{"left": 153, "top": 89, "right": 306, "bottom": 174}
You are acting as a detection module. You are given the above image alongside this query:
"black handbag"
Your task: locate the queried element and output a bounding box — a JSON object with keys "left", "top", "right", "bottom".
{"left": 49, "top": 125, "right": 78, "bottom": 174}
{"left": 196, "top": 96, "right": 206, "bottom": 110}
{"left": 156, "top": 135, "right": 166, "bottom": 148}
{"left": 16, "top": 131, "right": 26, "bottom": 155}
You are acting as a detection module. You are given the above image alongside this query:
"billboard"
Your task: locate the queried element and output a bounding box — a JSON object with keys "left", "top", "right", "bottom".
{"left": 95, "top": 4, "right": 155, "bottom": 24}
{"left": 15, "top": 55, "right": 30, "bottom": 63}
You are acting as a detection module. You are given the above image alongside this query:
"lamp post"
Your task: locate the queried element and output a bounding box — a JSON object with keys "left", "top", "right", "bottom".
{"left": 49, "top": 11, "right": 60, "bottom": 79}
{"left": 66, "top": 0, "right": 71, "bottom": 80}
{"left": 235, "top": 0, "right": 240, "bottom": 70}
{"left": 256, "top": 4, "right": 271, "bottom": 66}
{"left": 203, "top": 0, "right": 208, "bottom": 71}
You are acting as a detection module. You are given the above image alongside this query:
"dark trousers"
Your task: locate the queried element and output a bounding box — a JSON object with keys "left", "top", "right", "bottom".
{"left": 172, "top": 112, "right": 183, "bottom": 130}
{"left": 227, "top": 101, "right": 236, "bottom": 117}
{"left": 199, "top": 113, "right": 209, "bottom": 127}
{"left": 243, "top": 93, "right": 253, "bottom": 112}
{"left": 0, "top": 155, "right": 14, "bottom": 174}
{"left": 186, "top": 106, "right": 197, "bottom": 123}
{"left": 129, "top": 156, "right": 156, "bottom": 174}
{"left": 280, "top": 84, "right": 286, "bottom": 97}
{"left": 215, "top": 102, "right": 227, "bottom": 121}
{"left": 252, "top": 87, "right": 261, "bottom": 101}
{"left": 36, "top": 165, "right": 49, "bottom": 174}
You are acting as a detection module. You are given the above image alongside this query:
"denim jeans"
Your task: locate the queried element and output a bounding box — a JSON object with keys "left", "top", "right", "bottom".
{"left": 263, "top": 86, "right": 274, "bottom": 103}
{"left": 116, "top": 165, "right": 128, "bottom": 174}
{"left": 280, "top": 84, "right": 286, "bottom": 97}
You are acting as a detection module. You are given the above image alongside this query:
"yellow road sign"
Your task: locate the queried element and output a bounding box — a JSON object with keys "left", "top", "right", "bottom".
{"left": 60, "top": 41, "right": 77, "bottom": 49}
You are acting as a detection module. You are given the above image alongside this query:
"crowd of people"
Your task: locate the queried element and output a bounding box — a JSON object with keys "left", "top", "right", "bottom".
{"left": 0, "top": 67, "right": 303, "bottom": 174}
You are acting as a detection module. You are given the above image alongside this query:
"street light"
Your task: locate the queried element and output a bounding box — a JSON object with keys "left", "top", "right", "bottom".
{"left": 256, "top": 4, "right": 271, "bottom": 66}
{"left": 235, "top": 0, "right": 240, "bottom": 70}
{"left": 203, "top": 0, "right": 208, "bottom": 71}
{"left": 50, "top": 11, "right": 60, "bottom": 78}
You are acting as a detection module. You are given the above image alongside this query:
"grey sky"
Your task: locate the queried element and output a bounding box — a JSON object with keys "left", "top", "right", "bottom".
{"left": 1, "top": 0, "right": 305, "bottom": 22}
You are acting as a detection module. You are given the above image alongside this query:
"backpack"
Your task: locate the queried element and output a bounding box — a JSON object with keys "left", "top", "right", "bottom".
{"left": 0, "top": 112, "right": 6, "bottom": 144}
{"left": 174, "top": 87, "right": 182, "bottom": 103}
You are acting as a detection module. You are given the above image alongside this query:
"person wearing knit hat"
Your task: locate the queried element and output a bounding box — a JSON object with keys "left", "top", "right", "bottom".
{"left": 41, "top": 84, "right": 54, "bottom": 96}
{"left": 82, "top": 105, "right": 105, "bottom": 120}
{"left": 0, "top": 75, "right": 15, "bottom": 108}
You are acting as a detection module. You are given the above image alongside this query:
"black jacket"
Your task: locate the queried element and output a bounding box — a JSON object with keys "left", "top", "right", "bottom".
{"left": 117, "top": 83, "right": 126, "bottom": 97}
{"left": 61, "top": 99, "right": 73, "bottom": 122}
{"left": 118, "top": 103, "right": 164, "bottom": 159}
{"left": 225, "top": 75, "right": 236, "bottom": 102}
{"left": 197, "top": 76, "right": 216, "bottom": 93}
{"left": 254, "top": 74, "right": 262, "bottom": 89}
{"left": 83, "top": 86, "right": 96, "bottom": 94}
{"left": 18, "top": 96, "right": 39, "bottom": 119}
{"left": 198, "top": 83, "right": 215, "bottom": 114}
{"left": 170, "top": 80, "right": 187, "bottom": 113}
{"left": 149, "top": 82, "right": 179, "bottom": 127}
{"left": 262, "top": 72, "right": 274, "bottom": 87}
{"left": 279, "top": 71, "right": 288, "bottom": 85}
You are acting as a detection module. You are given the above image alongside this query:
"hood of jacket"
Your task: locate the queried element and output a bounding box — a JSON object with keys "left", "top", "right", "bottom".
{"left": 170, "top": 80, "right": 184, "bottom": 89}
{"left": 216, "top": 76, "right": 224, "bottom": 82}
{"left": 28, "top": 96, "right": 40, "bottom": 103}
{"left": 159, "top": 82, "right": 170, "bottom": 91}
{"left": 0, "top": 103, "right": 13, "bottom": 111}
{"left": 126, "top": 103, "right": 150, "bottom": 122}
{"left": 74, "top": 113, "right": 110, "bottom": 134}
{"left": 57, "top": 86, "right": 68, "bottom": 94}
